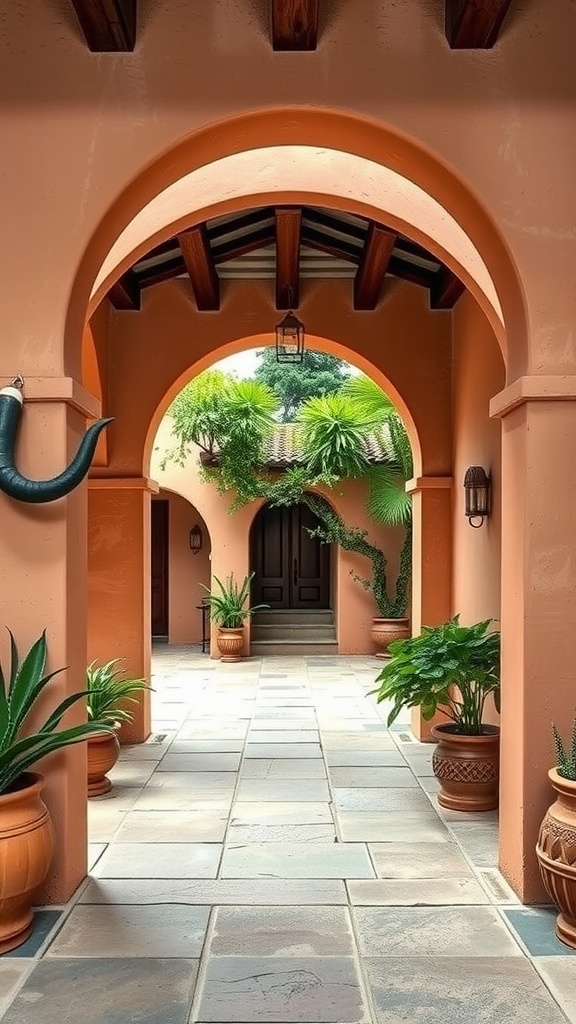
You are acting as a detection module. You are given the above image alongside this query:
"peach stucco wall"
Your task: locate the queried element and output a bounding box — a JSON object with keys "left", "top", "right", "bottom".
{"left": 155, "top": 491, "right": 211, "bottom": 646}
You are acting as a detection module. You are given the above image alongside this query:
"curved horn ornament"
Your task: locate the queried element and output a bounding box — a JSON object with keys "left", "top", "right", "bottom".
{"left": 0, "top": 385, "right": 113, "bottom": 503}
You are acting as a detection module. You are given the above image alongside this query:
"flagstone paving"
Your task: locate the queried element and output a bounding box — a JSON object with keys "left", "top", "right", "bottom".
{"left": 0, "top": 648, "right": 574, "bottom": 1023}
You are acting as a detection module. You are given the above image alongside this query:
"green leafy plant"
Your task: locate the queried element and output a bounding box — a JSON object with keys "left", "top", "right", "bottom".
{"left": 370, "top": 616, "right": 501, "bottom": 735}
{"left": 200, "top": 572, "right": 269, "bottom": 628}
{"left": 552, "top": 718, "right": 576, "bottom": 781}
{"left": 86, "top": 659, "right": 151, "bottom": 725}
{"left": 0, "top": 630, "right": 115, "bottom": 795}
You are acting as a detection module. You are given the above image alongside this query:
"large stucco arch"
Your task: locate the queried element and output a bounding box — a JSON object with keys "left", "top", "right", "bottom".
{"left": 68, "top": 108, "right": 528, "bottom": 382}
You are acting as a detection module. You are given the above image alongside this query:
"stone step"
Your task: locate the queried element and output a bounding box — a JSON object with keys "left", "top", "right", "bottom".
{"left": 250, "top": 639, "right": 339, "bottom": 657}
{"left": 251, "top": 624, "right": 337, "bottom": 642}
{"left": 252, "top": 609, "right": 334, "bottom": 626}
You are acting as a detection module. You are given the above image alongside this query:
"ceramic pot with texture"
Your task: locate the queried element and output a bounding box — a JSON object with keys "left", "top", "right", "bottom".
{"left": 216, "top": 626, "right": 245, "bottom": 663}
{"left": 87, "top": 730, "right": 121, "bottom": 797}
{"left": 536, "top": 769, "right": 576, "bottom": 949}
{"left": 371, "top": 618, "right": 410, "bottom": 657}
{"left": 431, "top": 723, "right": 500, "bottom": 812}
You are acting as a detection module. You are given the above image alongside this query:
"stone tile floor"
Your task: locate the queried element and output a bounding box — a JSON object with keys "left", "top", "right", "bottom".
{"left": 1, "top": 648, "right": 575, "bottom": 1022}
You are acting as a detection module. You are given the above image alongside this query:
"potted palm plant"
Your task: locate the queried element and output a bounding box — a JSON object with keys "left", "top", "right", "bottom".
{"left": 86, "top": 659, "right": 151, "bottom": 796}
{"left": 200, "top": 572, "right": 268, "bottom": 662}
{"left": 536, "top": 718, "right": 576, "bottom": 949}
{"left": 371, "top": 616, "right": 501, "bottom": 811}
{"left": 0, "top": 629, "right": 114, "bottom": 953}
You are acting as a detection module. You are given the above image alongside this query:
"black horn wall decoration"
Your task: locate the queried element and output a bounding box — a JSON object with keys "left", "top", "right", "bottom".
{"left": 0, "top": 377, "right": 113, "bottom": 503}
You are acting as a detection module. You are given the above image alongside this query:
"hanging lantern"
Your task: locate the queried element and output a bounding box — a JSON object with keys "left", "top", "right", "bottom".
{"left": 189, "top": 524, "right": 203, "bottom": 553}
{"left": 464, "top": 466, "right": 491, "bottom": 528}
{"left": 275, "top": 309, "right": 305, "bottom": 364}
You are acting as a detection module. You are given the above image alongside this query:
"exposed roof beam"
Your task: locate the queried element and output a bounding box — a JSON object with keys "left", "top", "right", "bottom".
{"left": 446, "top": 0, "right": 513, "bottom": 48}
{"left": 138, "top": 256, "right": 186, "bottom": 289}
{"left": 301, "top": 227, "right": 361, "bottom": 264}
{"left": 271, "top": 0, "right": 319, "bottom": 50}
{"left": 304, "top": 207, "right": 366, "bottom": 242}
{"left": 178, "top": 225, "right": 220, "bottom": 311}
{"left": 212, "top": 226, "right": 276, "bottom": 265}
{"left": 354, "top": 223, "right": 397, "bottom": 311}
{"left": 388, "top": 257, "right": 436, "bottom": 289}
{"left": 275, "top": 208, "right": 301, "bottom": 309}
{"left": 430, "top": 267, "right": 466, "bottom": 309}
{"left": 109, "top": 270, "right": 141, "bottom": 311}
{"left": 208, "top": 208, "right": 274, "bottom": 243}
{"left": 70, "top": 0, "right": 136, "bottom": 52}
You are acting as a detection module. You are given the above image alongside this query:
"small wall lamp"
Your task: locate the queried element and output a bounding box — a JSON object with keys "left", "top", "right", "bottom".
{"left": 464, "top": 466, "right": 491, "bottom": 529}
{"left": 189, "top": 524, "right": 203, "bottom": 554}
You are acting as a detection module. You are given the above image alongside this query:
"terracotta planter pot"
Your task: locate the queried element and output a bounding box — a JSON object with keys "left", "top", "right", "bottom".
{"left": 371, "top": 618, "right": 410, "bottom": 656}
{"left": 87, "top": 730, "right": 120, "bottom": 797}
{"left": 431, "top": 723, "right": 500, "bottom": 812}
{"left": 0, "top": 772, "right": 54, "bottom": 954}
{"left": 536, "top": 769, "right": 576, "bottom": 948}
{"left": 216, "top": 626, "right": 245, "bottom": 663}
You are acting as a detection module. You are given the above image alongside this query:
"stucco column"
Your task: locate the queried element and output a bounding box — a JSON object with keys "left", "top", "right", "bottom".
{"left": 87, "top": 477, "right": 158, "bottom": 743}
{"left": 492, "top": 377, "right": 576, "bottom": 903}
{"left": 0, "top": 378, "right": 99, "bottom": 903}
{"left": 406, "top": 476, "right": 453, "bottom": 741}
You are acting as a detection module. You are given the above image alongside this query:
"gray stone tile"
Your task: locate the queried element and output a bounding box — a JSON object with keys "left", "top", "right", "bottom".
{"left": 449, "top": 823, "right": 499, "bottom": 867}
{"left": 228, "top": 824, "right": 337, "bottom": 844}
{"left": 247, "top": 730, "right": 320, "bottom": 742}
{"left": 92, "top": 842, "right": 222, "bottom": 878}
{"left": 368, "top": 842, "right": 474, "bottom": 878}
{"left": 241, "top": 759, "right": 327, "bottom": 779}
{"left": 197, "top": 956, "right": 368, "bottom": 1022}
{"left": 2, "top": 911, "right": 63, "bottom": 958}
{"left": 144, "top": 771, "right": 236, "bottom": 790}
{"left": 0, "top": 958, "right": 199, "bottom": 1024}
{"left": 119, "top": 741, "right": 173, "bottom": 761}
{"left": 337, "top": 811, "right": 450, "bottom": 843}
{"left": 46, "top": 904, "right": 210, "bottom": 957}
{"left": 333, "top": 788, "right": 430, "bottom": 811}
{"left": 325, "top": 751, "right": 405, "bottom": 767}
{"left": 210, "top": 906, "right": 355, "bottom": 956}
{"left": 534, "top": 957, "right": 576, "bottom": 1019}
{"left": 157, "top": 753, "right": 241, "bottom": 772}
{"left": 328, "top": 767, "right": 418, "bottom": 788}
{"left": 87, "top": 807, "right": 127, "bottom": 842}
{"left": 81, "top": 877, "right": 348, "bottom": 905}
{"left": 476, "top": 869, "right": 521, "bottom": 904}
{"left": 354, "top": 907, "right": 523, "bottom": 956}
{"left": 108, "top": 760, "right": 157, "bottom": 786}
{"left": 251, "top": 719, "right": 318, "bottom": 729}
{"left": 114, "top": 809, "right": 228, "bottom": 843}
{"left": 245, "top": 743, "right": 322, "bottom": 759}
{"left": 170, "top": 739, "right": 245, "bottom": 753}
{"left": 347, "top": 877, "right": 489, "bottom": 905}
{"left": 322, "top": 732, "right": 397, "bottom": 750}
{"left": 236, "top": 779, "right": 330, "bottom": 802}
{"left": 232, "top": 802, "right": 333, "bottom": 825}
{"left": 503, "top": 907, "right": 576, "bottom": 956}
{"left": 221, "top": 842, "right": 374, "bottom": 879}
{"left": 88, "top": 843, "right": 107, "bottom": 870}
{"left": 0, "top": 962, "right": 32, "bottom": 1015}
{"left": 133, "top": 786, "right": 234, "bottom": 811}
{"left": 364, "top": 957, "right": 568, "bottom": 1024}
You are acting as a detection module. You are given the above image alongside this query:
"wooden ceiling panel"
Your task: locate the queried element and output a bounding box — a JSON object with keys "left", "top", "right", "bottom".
{"left": 178, "top": 225, "right": 220, "bottom": 311}
{"left": 71, "top": 0, "right": 136, "bottom": 51}
{"left": 109, "top": 270, "right": 140, "bottom": 310}
{"left": 446, "top": 0, "right": 513, "bottom": 48}
{"left": 275, "top": 208, "right": 302, "bottom": 309}
{"left": 213, "top": 226, "right": 276, "bottom": 265}
{"left": 271, "top": 0, "right": 319, "bottom": 50}
{"left": 430, "top": 267, "right": 465, "bottom": 309}
{"left": 354, "top": 223, "right": 397, "bottom": 310}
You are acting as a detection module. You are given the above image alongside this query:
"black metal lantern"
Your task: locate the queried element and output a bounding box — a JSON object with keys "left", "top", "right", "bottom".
{"left": 189, "top": 524, "right": 203, "bottom": 553}
{"left": 275, "top": 308, "right": 305, "bottom": 364}
{"left": 464, "top": 466, "right": 491, "bottom": 528}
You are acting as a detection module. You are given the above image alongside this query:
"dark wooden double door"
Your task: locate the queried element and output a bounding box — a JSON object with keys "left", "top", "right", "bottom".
{"left": 251, "top": 503, "right": 330, "bottom": 609}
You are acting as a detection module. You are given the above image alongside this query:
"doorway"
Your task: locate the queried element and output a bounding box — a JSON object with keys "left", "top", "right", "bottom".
{"left": 251, "top": 502, "right": 330, "bottom": 609}
{"left": 151, "top": 499, "right": 169, "bottom": 638}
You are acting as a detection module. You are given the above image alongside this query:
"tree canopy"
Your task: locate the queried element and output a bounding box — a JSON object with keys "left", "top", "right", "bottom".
{"left": 253, "top": 348, "right": 349, "bottom": 422}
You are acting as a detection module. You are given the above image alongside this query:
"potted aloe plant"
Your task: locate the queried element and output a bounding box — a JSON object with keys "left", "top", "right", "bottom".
{"left": 0, "top": 629, "right": 114, "bottom": 954}
{"left": 86, "top": 659, "right": 151, "bottom": 796}
{"left": 536, "top": 717, "right": 576, "bottom": 949}
{"left": 200, "top": 572, "right": 268, "bottom": 662}
{"left": 371, "top": 616, "right": 501, "bottom": 811}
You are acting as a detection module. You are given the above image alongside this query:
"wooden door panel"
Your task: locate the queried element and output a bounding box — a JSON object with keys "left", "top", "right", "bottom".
{"left": 251, "top": 502, "right": 330, "bottom": 610}
{"left": 151, "top": 500, "right": 169, "bottom": 636}
{"left": 290, "top": 503, "right": 329, "bottom": 608}
{"left": 251, "top": 505, "right": 290, "bottom": 607}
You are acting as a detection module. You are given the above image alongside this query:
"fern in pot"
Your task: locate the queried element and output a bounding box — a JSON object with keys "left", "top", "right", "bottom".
{"left": 200, "top": 572, "right": 268, "bottom": 662}
{"left": 86, "top": 659, "right": 151, "bottom": 797}
{"left": 371, "top": 616, "right": 501, "bottom": 812}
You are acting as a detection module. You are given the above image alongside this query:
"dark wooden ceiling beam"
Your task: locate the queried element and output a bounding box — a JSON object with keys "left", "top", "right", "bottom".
{"left": 271, "top": 0, "right": 319, "bottom": 50}
{"left": 430, "top": 267, "right": 466, "bottom": 309}
{"left": 178, "top": 225, "right": 220, "bottom": 311}
{"left": 212, "top": 226, "right": 276, "bottom": 265}
{"left": 109, "top": 270, "right": 140, "bottom": 310}
{"left": 446, "top": 0, "right": 513, "bottom": 48}
{"left": 354, "top": 224, "right": 397, "bottom": 311}
{"left": 301, "top": 228, "right": 361, "bottom": 264}
{"left": 70, "top": 0, "right": 137, "bottom": 51}
{"left": 275, "top": 208, "right": 301, "bottom": 309}
{"left": 208, "top": 208, "right": 274, "bottom": 243}
{"left": 138, "top": 256, "right": 186, "bottom": 289}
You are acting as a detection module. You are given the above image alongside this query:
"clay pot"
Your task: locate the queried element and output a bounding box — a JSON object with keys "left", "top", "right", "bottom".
{"left": 216, "top": 626, "right": 245, "bottom": 663}
{"left": 371, "top": 618, "right": 410, "bottom": 657}
{"left": 431, "top": 723, "right": 500, "bottom": 812}
{"left": 536, "top": 769, "right": 576, "bottom": 948}
{"left": 87, "top": 730, "right": 120, "bottom": 797}
{"left": 0, "top": 772, "right": 54, "bottom": 954}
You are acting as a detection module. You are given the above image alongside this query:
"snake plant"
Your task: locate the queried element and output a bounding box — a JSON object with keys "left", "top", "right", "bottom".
{"left": 0, "top": 630, "right": 114, "bottom": 795}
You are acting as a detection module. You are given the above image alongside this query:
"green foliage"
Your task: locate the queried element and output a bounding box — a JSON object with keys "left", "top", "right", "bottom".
{"left": 370, "top": 616, "right": 501, "bottom": 735}
{"left": 298, "top": 394, "right": 371, "bottom": 478}
{"left": 86, "top": 660, "right": 151, "bottom": 725}
{"left": 201, "top": 573, "right": 269, "bottom": 628}
{"left": 254, "top": 348, "right": 348, "bottom": 421}
{"left": 552, "top": 718, "right": 576, "bottom": 781}
{"left": 0, "top": 630, "right": 115, "bottom": 795}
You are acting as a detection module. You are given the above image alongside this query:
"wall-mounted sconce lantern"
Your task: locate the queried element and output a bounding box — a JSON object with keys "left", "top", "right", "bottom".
{"left": 464, "top": 466, "right": 491, "bottom": 528}
{"left": 275, "top": 291, "right": 305, "bottom": 364}
{"left": 189, "top": 524, "right": 203, "bottom": 554}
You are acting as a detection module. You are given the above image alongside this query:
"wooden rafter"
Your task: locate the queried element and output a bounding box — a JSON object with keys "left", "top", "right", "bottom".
{"left": 301, "top": 227, "right": 361, "bottom": 264}
{"left": 430, "top": 267, "right": 465, "bottom": 309}
{"left": 212, "top": 226, "right": 276, "bottom": 265}
{"left": 388, "top": 257, "right": 436, "bottom": 290}
{"left": 178, "top": 225, "right": 220, "bottom": 311}
{"left": 275, "top": 208, "right": 301, "bottom": 309}
{"left": 271, "top": 0, "right": 319, "bottom": 51}
{"left": 109, "top": 270, "right": 140, "bottom": 311}
{"left": 138, "top": 256, "right": 186, "bottom": 289}
{"left": 354, "top": 223, "right": 397, "bottom": 311}
{"left": 70, "top": 0, "right": 137, "bottom": 52}
{"left": 446, "top": 0, "right": 513, "bottom": 48}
